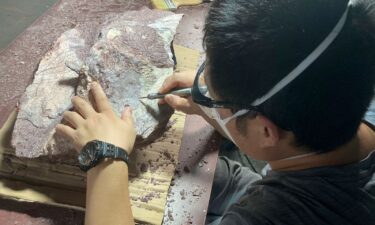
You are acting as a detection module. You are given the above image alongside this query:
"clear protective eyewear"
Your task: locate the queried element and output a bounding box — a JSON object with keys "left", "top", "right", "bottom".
{"left": 191, "top": 62, "right": 253, "bottom": 126}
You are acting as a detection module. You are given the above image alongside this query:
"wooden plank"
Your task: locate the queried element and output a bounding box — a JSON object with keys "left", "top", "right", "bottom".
{"left": 0, "top": 113, "right": 185, "bottom": 225}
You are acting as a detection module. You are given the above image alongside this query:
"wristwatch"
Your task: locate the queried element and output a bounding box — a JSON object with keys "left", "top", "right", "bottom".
{"left": 78, "top": 140, "right": 129, "bottom": 172}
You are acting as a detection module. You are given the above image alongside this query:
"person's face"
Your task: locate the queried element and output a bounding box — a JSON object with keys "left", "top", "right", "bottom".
{"left": 193, "top": 62, "right": 283, "bottom": 161}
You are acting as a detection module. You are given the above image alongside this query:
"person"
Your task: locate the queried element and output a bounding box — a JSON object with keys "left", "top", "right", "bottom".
{"left": 56, "top": 0, "right": 375, "bottom": 224}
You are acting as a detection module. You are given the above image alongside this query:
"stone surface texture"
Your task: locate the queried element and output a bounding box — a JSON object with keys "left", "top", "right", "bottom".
{"left": 12, "top": 8, "right": 182, "bottom": 159}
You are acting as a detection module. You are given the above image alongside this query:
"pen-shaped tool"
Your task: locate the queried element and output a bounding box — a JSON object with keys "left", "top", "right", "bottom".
{"left": 140, "top": 86, "right": 208, "bottom": 100}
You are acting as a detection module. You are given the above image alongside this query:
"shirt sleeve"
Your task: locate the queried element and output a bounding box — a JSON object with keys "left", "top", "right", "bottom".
{"left": 207, "top": 157, "right": 262, "bottom": 218}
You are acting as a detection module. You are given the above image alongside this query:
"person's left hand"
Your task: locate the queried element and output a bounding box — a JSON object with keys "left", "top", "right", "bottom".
{"left": 56, "top": 82, "right": 136, "bottom": 155}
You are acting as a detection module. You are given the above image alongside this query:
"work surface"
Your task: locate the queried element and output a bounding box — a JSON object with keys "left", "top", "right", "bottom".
{"left": 0, "top": 0, "right": 220, "bottom": 224}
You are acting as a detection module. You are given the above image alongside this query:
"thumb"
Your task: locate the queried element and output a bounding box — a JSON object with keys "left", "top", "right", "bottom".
{"left": 121, "top": 106, "right": 135, "bottom": 125}
{"left": 164, "top": 94, "right": 191, "bottom": 112}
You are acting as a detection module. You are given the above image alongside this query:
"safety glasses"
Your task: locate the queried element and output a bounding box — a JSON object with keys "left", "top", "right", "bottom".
{"left": 191, "top": 61, "right": 259, "bottom": 111}
{"left": 191, "top": 61, "right": 259, "bottom": 123}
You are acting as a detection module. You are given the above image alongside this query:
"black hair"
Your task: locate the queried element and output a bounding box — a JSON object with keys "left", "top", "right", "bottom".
{"left": 204, "top": 0, "right": 375, "bottom": 152}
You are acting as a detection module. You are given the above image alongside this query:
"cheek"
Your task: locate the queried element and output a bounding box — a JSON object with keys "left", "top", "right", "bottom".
{"left": 228, "top": 119, "right": 263, "bottom": 159}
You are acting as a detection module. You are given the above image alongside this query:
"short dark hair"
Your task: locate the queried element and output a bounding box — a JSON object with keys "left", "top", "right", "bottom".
{"left": 204, "top": 0, "right": 375, "bottom": 152}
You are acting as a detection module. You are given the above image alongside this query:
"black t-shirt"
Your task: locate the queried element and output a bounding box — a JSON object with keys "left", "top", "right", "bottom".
{"left": 220, "top": 153, "right": 375, "bottom": 225}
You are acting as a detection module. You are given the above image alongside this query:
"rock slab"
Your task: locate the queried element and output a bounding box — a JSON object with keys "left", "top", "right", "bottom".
{"left": 12, "top": 8, "right": 183, "bottom": 159}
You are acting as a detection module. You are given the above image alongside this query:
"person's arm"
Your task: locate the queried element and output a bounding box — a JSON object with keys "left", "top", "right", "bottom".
{"left": 159, "top": 70, "right": 229, "bottom": 139}
{"left": 85, "top": 160, "right": 134, "bottom": 225}
{"left": 56, "top": 82, "right": 136, "bottom": 225}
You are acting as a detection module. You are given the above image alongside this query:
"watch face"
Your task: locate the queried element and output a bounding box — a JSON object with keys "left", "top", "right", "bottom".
{"left": 79, "top": 142, "right": 99, "bottom": 167}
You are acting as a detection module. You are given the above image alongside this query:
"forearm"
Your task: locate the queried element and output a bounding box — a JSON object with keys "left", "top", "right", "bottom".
{"left": 85, "top": 160, "right": 134, "bottom": 225}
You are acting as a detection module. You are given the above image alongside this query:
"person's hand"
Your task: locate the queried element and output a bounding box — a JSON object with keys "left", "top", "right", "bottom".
{"left": 56, "top": 82, "right": 136, "bottom": 154}
{"left": 158, "top": 70, "right": 202, "bottom": 115}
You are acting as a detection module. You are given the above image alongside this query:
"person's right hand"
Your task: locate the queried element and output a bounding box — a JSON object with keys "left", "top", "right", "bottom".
{"left": 158, "top": 70, "right": 202, "bottom": 115}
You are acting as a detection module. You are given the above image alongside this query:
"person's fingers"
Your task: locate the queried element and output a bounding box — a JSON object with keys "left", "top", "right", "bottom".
{"left": 159, "top": 76, "right": 175, "bottom": 94}
{"left": 55, "top": 124, "right": 75, "bottom": 140}
{"left": 164, "top": 94, "right": 191, "bottom": 112}
{"left": 90, "top": 82, "right": 112, "bottom": 113}
{"left": 159, "top": 72, "right": 194, "bottom": 94}
{"left": 72, "top": 96, "right": 96, "bottom": 118}
{"left": 121, "top": 106, "right": 135, "bottom": 126}
{"left": 158, "top": 99, "right": 166, "bottom": 105}
{"left": 63, "top": 111, "right": 84, "bottom": 128}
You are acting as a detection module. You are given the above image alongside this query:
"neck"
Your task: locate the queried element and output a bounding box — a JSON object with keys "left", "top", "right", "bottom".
{"left": 269, "top": 123, "right": 375, "bottom": 171}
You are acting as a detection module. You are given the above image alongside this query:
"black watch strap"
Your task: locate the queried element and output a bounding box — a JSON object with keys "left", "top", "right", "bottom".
{"left": 101, "top": 142, "right": 129, "bottom": 164}
{"left": 79, "top": 140, "right": 129, "bottom": 172}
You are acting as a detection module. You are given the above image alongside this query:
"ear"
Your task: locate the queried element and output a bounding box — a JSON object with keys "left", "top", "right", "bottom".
{"left": 257, "top": 114, "right": 280, "bottom": 148}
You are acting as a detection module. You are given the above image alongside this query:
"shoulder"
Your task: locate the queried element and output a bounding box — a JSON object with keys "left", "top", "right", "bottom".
{"left": 218, "top": 165, "right": 375, "bottom": 225}
{"left": 217, "top": 177, "right": 303, "bottom": 225}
